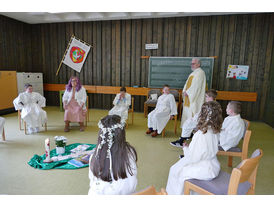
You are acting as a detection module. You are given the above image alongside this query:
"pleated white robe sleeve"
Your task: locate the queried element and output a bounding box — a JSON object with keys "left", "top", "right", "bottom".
{"left": 181, "top": 113, "right": 199, "bottom": 137}
{"left": 166, "top": 129, "right": 220, "bottom": 195}
{"left": 219, "top": 115, "right": 245, "bottom": 151}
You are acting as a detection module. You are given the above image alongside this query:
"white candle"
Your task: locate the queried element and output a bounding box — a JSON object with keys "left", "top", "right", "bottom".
{"left": 44, "top": 138, "right": 51, "bottom": 162}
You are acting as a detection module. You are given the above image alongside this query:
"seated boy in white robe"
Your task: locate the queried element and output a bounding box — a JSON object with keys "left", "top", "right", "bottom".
{"left": 108, "top": 87, "right": 131, "bottom": 124}
{"left": 13, "top": 83, "right": 47, "bottom": 134}
{"left": 219, "top": 101, "right": 245, "bottom": 151}
{"left": 170, "top": 89, "right": 217, "bottom": 148}
{"left": 146, "top": 85, "right": 177, "bottom": 137}
{"left": 166, "top": 101, "right": 223, "bottom": 195}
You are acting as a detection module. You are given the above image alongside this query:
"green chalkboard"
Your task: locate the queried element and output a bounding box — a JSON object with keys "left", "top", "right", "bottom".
{"left": 148, "top": 57, "right": 214, "bottom": 89}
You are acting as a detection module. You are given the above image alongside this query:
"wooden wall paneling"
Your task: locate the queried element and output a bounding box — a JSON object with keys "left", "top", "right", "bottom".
{"left": 202, "top": 16, "right": 210, "bottom": 57}
{"left": 125, "top": 20, "right": 132, "bottom": 87}
{"left": 106, "top": 21, "right": 112, "bottom": 109}
{"left": 135, "top": 19, "right": 142, "bottom": 111}
{"left": 121, "top": 20, "right": 126, "bottom": 87}
{"left": 196, "top": 17, "right": 204, "bottom": 57}
{"left": 174, "top": 18, "right": 180, "bottom": 56}
{"left": 178, "top": 17, "right": 186, "bottom": 57}
{"left": 151, "top": 18, "right": 158, "bottom": 57}
{"left": 224, "top": 15, "right": 236, "bottom": 91}
{"left": 167, "top": 17, "right": 175, "bottom": 56}
{"left": 190, "top": 16, "right": 199, "bottom": 56}
{"left": 96, "top": 21, "right": 102, "bottom": 109}
{"left": 162, "top": 18, "right": 169, "bottom": 56}
{"left": 131, "top": 20, "right": 137, "bottom": 86}
{"left": 156, "top": 18, "right": 163, "bottom": 56}
{"left": 259, "top": 14, "right": 274, "bottom": 119}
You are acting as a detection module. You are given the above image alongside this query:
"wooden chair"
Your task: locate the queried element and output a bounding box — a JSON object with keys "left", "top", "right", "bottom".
{"left": 162, "top": 90, "right": 180, "bottom": 137}
{"left": 59, "top": 90, "right": 90, "bottom": 126}
{"left": 217, "top": 120, "right": 251, "bottom": 167}
{"left": 18, "top": 110, "right": 47, "bottom": 135}
{"left": 134, "top": 186, "right": 167, "bottom": 195}
{"left": 144, "top": 89, "right": 161, "bottom": 118}
{"left": 2, "top": 128, "right": 5, "bottom": 141}
{"left": 126, "top": 97, "right": 134, "bottom": 128}
{"left": 184, "top": 149, "right": 263, "bottom": 195}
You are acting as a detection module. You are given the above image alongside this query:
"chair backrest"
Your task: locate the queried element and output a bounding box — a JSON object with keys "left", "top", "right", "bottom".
{"left": 241, "top": 130, "right": 252, "bottom": 159}
{"left": 228, "top": 149, "right": 263, "bottom": 194}
{"left": 243, "top": 119, "right": 250, "bottom": 130}
{"left": 169, "top": 89, "right": 180, "bottom": 102}
{"left": 148, "top": 89, "right": 161, "bottom": 99}
{"left": 134, "top": 186, "right": 167, "bottom": 195}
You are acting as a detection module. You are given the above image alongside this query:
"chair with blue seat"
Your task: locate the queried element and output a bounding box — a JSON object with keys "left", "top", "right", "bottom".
{"left": 184, "top": 148, "right": 263, "bottom": 195}
{"left": 144, "top": 89, "right": 162, "bottom": 118}
{"left": 217, "top": 120, "right": 250, "bottom": 167}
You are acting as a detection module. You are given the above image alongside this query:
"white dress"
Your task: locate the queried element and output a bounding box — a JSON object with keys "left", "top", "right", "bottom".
{"left": 181, "top": 68, "right": 206, "bottom": 126}
{"left": 88, "top": 155, "right": 137, "bottom": 195}
{"left": 181, "top": 113, "right": 199, "bottom": 138}
{"left": 147, "top": 93, "right": 177, "bottom": 134}
{"left": 219, "top": 114, "right": 245, "bottom": 151}
{"left": 62, "top": 86, "right": 87, "bottom": 110}
{"left": 108, "top": 93, "right": 131, "bottom": 123}
{"left": 13, "top": 92, "right": 47, "bottom": 129}
{"left": 166, "top": 129, "right": 220, "bottom": 195}
{"left": 0, "top": 117, "right": 5, "bottom": 137}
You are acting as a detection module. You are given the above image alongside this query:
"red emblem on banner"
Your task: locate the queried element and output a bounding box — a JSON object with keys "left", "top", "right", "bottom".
{"left": 70, "top": 47, "right": 86, "bottom": 63}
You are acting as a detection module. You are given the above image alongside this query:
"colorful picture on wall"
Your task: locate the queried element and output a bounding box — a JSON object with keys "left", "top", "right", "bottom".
{"left": 226, "top": 65, "right": 249, "bottom": 80}
{"left": 63, "top": 37, "right": 91, "bottom": 73}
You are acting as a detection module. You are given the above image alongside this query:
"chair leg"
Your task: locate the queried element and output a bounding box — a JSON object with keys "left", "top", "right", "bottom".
{"left": 2, "top": 128, "right": 5, "bottom": 141}
{"left": 144, "top": 105, "right": 147, "bottom": 117}
{"left": 18, "top": 112, "right": 22, "bottom": 130}
{"left": 174, "top": 116, "right": 177, "bottom": 135}
{"left": 24, "top": 121, "right": 27, "bottom": 135}
{"left": 228, "top": 156, "right": 233, "bottom": 167}
{"left": 162, "top": 128, "right": 165, "bottom": 137}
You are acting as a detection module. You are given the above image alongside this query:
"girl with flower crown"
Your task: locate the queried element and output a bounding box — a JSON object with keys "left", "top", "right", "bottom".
{"left": 88, "top": 115, "right": 138, "bottom": 195}
{"left": 166, "top": 101, "right": 223, "bottom": 195}
{"left": 62, "top": 76, "right": 87, "bottom": 132}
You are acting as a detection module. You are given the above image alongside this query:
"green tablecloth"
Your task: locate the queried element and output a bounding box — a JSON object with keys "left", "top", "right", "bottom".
{"left": 28, "top": 143, "right": 96, "bottom": 170}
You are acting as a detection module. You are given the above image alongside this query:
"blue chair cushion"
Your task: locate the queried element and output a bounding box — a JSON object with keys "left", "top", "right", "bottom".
{"left": 218, "top": 146, "right": 242, "bottom": 152}
{"left": 187, "top": 171, "right": 251, "bottom": 195}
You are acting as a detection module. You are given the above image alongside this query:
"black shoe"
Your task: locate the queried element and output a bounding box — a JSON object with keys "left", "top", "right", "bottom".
{"left": 170, "top": 140, "right": 183, "bottom": 148}
{"left": 179, "top": 155, "right": 184, "bottom": 159}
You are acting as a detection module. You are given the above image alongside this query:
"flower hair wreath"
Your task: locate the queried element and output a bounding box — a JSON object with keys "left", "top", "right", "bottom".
{"left": 95, "top": 120, "right": 125, "bottom": 179}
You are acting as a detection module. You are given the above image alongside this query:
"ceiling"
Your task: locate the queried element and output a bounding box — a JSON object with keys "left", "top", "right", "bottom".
{"left": 0, "top": 12, "right": 252, "bottom": 24}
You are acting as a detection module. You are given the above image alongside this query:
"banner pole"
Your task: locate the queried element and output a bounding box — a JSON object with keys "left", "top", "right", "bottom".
{"left": 55, "top": 35, "right": 74, "bottom": 76}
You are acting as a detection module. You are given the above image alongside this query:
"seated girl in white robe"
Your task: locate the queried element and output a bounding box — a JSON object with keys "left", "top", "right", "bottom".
{"left": 88, "top": 115, "right": 138, "bottom": 195}
{"left": 13, "top": 83, "right": 47, "bottom": 134}
{"left": 166, "top": 101, "right": 223, "bottom": 195}
{"left": 62, "top": 76, "right": 87, "bottom": 132}
{"left": 219, "top": 101, "right": 245, "bottom": 151}
{"left": 146, "top": 84, "right": 177, "bottom": 137}
{"left": 108, "top": 87, "right": 131, "bottom": 124}
{"left": 170, "top": 89, "right": 217, "bottom": 148}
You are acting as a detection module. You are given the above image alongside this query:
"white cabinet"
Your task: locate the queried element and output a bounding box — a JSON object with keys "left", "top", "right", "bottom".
{"left": 16, "top": 72, "right": 44, "bottom": 96}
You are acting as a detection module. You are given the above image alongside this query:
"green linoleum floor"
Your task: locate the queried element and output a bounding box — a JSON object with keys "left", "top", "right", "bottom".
{"left": 0, "top": 106, "right": 273, "bottom": 195}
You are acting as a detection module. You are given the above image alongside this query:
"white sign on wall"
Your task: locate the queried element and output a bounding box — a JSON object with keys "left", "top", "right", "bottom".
{"left": 145, "top": 43, "right": 158, "bottom": 50}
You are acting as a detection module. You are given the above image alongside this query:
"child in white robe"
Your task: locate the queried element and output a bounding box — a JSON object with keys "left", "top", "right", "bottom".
{"left": 13, "top": 83, "right": 47, "bottom": 134}
{"left": 170, "top": 89, "right": 217, "bottom": 148}
{"left": 88, "top": 115, "right": 138, "bottom": 195}
{"left": 219, "top": 101, "right": 245, "bottom": 151}
{"left": 109, "top": 87, "right": 131, "bottom": 124}
{"left": 146, "top": 84, "right": 177, "bottom": 137}
{"left": 166, "top": 101, "right": 223, "bottom": 195}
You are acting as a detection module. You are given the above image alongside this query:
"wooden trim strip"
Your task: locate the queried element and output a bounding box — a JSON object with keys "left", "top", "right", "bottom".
{"left": 43, "top": 84, "right": 257, "bottom": 102}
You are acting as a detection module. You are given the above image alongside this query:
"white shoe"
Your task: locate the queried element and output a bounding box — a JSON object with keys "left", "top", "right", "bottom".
{"left": 35, "top": 127, "right": 40, "bottom": 133}
{"left": 28, "top": 127, "right": 35, "bottom": 134}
